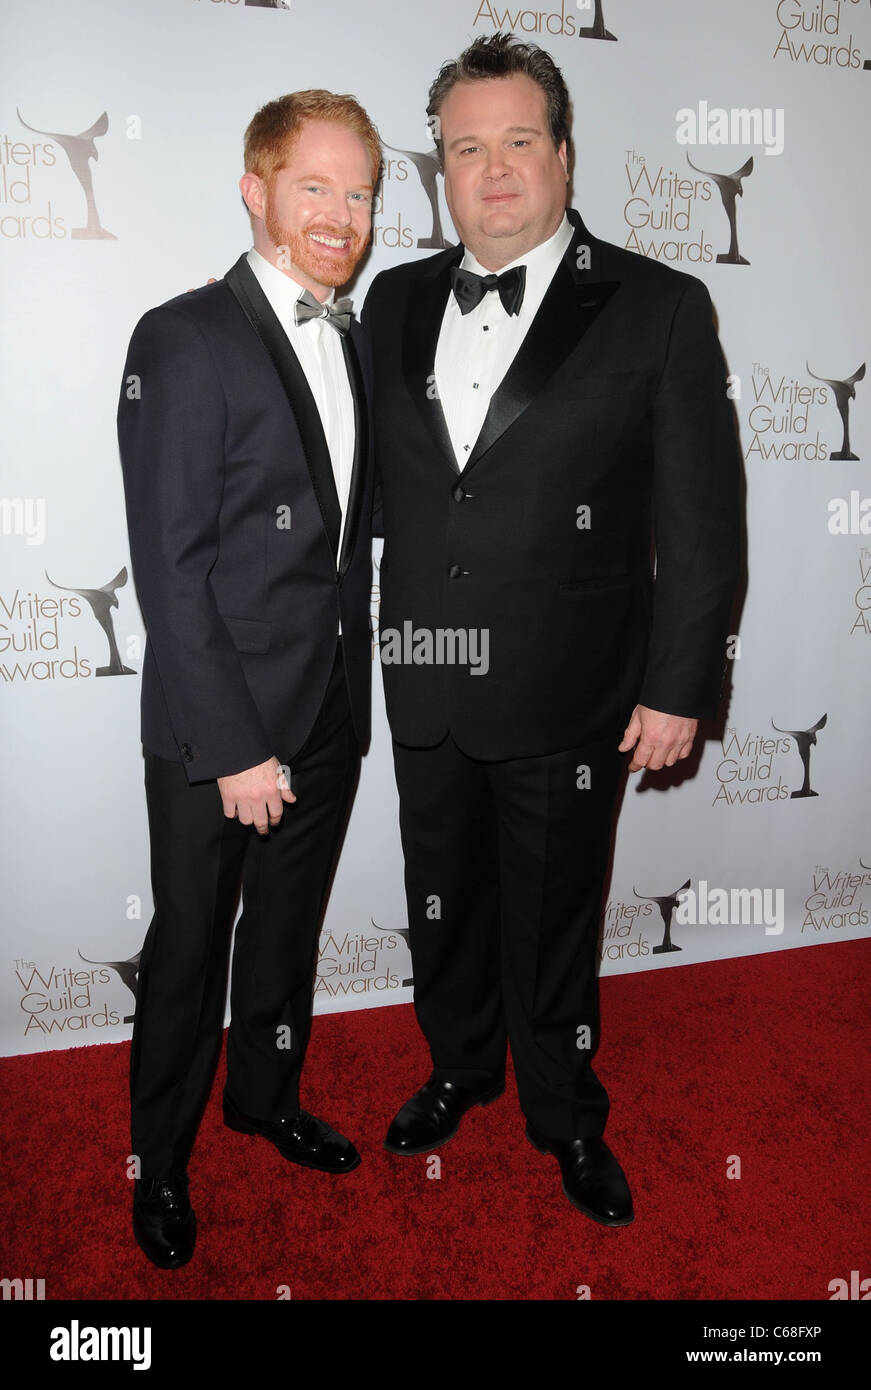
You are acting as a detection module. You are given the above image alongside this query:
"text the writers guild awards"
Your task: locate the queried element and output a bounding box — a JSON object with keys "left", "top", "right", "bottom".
{"left": 807, "top": 361, "right": 865, "bottom": 460}
{"left": 771, "top": 714, "right": 827, "bottom": 798}
{"left": 634, "top": 880, "right": 691, "bottom": 954}
{"left": 17, "top": 108, "right": 115, "bottom": 240}
{"left": 45, "top": 568, "right": 135, "bottom": 676}
{"left": 578, "top": 0, "right": 617, "bottom": 41}
{"left": 386, "top": 136, "right": 451, "bottom": 250}
{"left": 78, "top": 949, "right": 141, "bottom": 1024}
{"left": 686, "top": 153, "right": 753, "bottom": 264}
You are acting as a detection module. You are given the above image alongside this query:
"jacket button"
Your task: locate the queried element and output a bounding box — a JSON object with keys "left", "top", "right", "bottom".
{"left": 181, "top": 743, "right": 193, "bottom": 762}
{"left": 452, "top": 484, "right": 466, "bottom": 502}
{"left": 448, "top": 564, "right": 462, "bottom": 579}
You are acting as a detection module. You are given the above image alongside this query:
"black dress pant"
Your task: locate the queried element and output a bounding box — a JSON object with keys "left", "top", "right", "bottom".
{"left": 130, "top": 641, "right": 359, "bottom": 1178}
{"left": 392, "top": 732, "right": 624, "bottom": 1141}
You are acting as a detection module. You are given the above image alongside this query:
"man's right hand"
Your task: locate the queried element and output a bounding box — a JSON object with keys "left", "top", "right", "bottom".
{"left": 217, "top": 756, "right": 296, "bottom": 835}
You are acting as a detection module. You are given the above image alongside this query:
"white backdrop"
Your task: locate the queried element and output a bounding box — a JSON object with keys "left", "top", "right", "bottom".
{"left": 1, "top": 0, "right": 869, "bottom": 1057}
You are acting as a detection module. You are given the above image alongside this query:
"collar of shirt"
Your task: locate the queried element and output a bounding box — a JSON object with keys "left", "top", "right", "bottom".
{"left": 455, "top": 213, "right": 574, "bottom": 323}
{"left": 246, "top": 247, "right": 336, "bottom": 335}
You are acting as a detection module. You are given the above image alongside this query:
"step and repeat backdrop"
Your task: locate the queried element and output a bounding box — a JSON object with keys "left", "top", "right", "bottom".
{"left": 1, "top": 0, "right": 868, "bottom": 1056}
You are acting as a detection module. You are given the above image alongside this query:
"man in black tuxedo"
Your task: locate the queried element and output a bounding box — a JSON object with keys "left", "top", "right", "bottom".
{"left": 363, "top": 35, "right": 740, "bottom": 1225}
{"left": 117, "top": 91, "right": 380, "bottom": 1267}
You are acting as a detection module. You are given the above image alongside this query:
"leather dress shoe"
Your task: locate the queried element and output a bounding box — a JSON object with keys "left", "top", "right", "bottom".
{"left": 384, "top": 1074, "right": 504, "bottom": 1155}
{"left": 133, "top": 1173, "right": 196, "bottom": 1268}
{"left": 526, "top": 1123, "right": 634, "bottom": 1227}
{"left": 223, "top": 1097, "right": 360, "bottom": 1174}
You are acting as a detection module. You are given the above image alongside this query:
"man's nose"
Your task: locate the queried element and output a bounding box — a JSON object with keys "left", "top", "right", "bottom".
{"left": 483, "top": 148, "right": 511, "bottom": 179}
{"left": 324, "top": 191, "right": 352, "bottom": 225}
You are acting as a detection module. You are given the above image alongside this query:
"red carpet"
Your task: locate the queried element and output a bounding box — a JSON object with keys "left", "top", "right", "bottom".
{"left": 1, "top": 939, "right": 867, "bottom": 1301}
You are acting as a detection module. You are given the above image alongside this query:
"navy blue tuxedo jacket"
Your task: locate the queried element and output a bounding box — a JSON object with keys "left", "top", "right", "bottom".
{"left": 118, "top": 255, "right": 374, "bottom": 783}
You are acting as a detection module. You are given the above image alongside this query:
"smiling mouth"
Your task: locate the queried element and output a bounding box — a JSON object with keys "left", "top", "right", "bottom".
{"left": 308, "top": 230, "right": 351, "bottom": 250}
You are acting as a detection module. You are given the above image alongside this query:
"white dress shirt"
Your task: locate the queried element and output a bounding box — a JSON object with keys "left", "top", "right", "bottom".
{"left": 246, "top": 247, "right": 355, "bottom": 561}
{"left": 434, "top": 215, "right": 574, "bottom": 469}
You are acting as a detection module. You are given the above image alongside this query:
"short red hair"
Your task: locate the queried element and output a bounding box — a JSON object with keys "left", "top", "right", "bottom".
{"left": 244, "top": 89, "right": 382, "bottom": 187}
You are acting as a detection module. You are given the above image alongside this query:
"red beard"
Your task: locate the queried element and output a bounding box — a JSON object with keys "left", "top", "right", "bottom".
{"left": 265, "top": 207, "right": 366, "bottom": 290}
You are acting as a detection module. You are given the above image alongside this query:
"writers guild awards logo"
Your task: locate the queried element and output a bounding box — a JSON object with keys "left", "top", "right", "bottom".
{"left": 384, "top": 133, "right": 452, "bottom": 250}
{"left": 807, "top": 361, "right": 865, "bottom": 460}
{"left": 45, "top": 567, "right": 135, "bottom": 676}
{"left": 370, "top": 918, "right": 413, "bottom": 987}
{"left": 77, "top": 948, "right": 140, "bottom": 1024}
{"left": 771, "top": 713, "right": 827, "bottom": 798}
{"left": 578, "top": 0, "right": 617, "bottom": 41}
{"left": 634, "top": 880, "right": 691, "bottom": 954}
{"left": 686, "top": 153, "right": 753, "bottom": 264}
{"left": 17, "top": 108, "right": 115, "bottom": 240}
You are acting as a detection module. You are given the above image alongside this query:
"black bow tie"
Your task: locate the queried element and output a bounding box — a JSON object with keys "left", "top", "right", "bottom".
{"left": 450, "top": 264, "right": 527, "bottom": 317}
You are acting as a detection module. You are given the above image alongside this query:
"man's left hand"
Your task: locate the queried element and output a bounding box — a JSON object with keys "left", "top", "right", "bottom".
{"left": 619, "top": 705, "right": 698, "bottom": 773}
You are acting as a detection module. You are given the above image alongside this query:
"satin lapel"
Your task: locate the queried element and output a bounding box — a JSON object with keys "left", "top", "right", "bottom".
{"left": 224, "top": 255, "right": 341, "bottom": 561}
{"left": 464, "top": 263, "right": 620, "bottom": 473}
{"left": 337, "top": 327, "right": 368, "bottom": 577}
{"left": 402, "top": 251, "right": 463, "bottom": 475}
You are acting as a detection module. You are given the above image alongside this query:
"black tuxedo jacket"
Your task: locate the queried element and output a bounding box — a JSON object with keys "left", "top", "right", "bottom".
{"left": 363, "top": 208, "right": 741, "bottom": 759}
{"left": 118, "top": 255, "right": 374, "bottom": 783}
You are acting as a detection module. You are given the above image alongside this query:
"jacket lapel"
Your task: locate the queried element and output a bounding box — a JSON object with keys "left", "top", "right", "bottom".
{"left": 337, "top": 326, "right": 368, "bottom": 577}
{"left": 402, "top": 245, "right": 464, "bottom": 476}
{"left": 464, "top": 215, "right": 620, "bottom": 472}
{"left": 224, "top": 255, "right": 342, "bottom": 561}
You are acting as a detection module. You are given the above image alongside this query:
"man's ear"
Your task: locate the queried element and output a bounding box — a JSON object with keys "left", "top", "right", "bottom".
{"left": 239, "top": 171, "right": 265, "bottom": 222}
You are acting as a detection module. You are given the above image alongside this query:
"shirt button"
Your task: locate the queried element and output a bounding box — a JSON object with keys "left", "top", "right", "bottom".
{"left": 448, "top": 564, "right": 462, "bottom": 579}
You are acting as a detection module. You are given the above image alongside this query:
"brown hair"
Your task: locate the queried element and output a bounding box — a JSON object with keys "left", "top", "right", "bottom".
{"left": 244, "top": 89, "right": 382, "bottom": 187}
{"left": 427, "top": 32, "right": 571, "bottom": 162}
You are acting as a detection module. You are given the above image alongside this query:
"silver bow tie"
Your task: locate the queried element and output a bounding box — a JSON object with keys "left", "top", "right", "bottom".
{"left": 294, "top": 289, "right": 353, "bottom": 334}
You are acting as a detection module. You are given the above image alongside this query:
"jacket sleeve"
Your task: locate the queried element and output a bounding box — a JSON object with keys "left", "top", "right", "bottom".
{"left": 117, "top": 303, "right": 273, "bottom": 783}
{"left": 637, "top": 275, "right": 742, "bottom": 720}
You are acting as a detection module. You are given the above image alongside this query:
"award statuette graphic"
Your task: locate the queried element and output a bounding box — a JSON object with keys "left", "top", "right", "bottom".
{"left": 17, "top": 108, "right": 115, "bottom": 240}
{"left": 686, "top": 153, "right": 753, "bottom": 265}
{"left": 78, "top": 949, "right": 141, "bottom": 1024}
{"left": 384, "top": 140, "right": 452, "bottom": 250}
{"left": 578, "top": 0, "right": 617, "bottom": 41}
{"left": 370, "top": 918, "right": 413, "bottom": 988}
{"left": 634, "top": 880, "right": 691, "bottom": 954}
{"left": 806, "top": 361, "right": 865, "bottom": 461}
{"left": 771, "top": 714, "right": 827, "bottom": 799}
{"left": 45, "top": 567, "right": 135, "bottom": 676}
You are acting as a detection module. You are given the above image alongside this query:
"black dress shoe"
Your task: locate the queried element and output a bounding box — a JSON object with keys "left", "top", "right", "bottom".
{"left": 384, "top": 1074, "right": 504, "bottom": 1155}
{"left": 526, "top": 1123, "right": 634, "bottom": 1227}
{"left": 223, "top": 1097, "right": 361, "bottom": 1174}
{"left": 133, "top": 1173, "right": 196, "bottom": 1269}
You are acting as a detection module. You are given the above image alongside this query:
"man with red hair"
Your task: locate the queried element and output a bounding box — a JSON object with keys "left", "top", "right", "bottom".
{"left": 118, "top": 91, "right": 381, "bottom": 1267}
